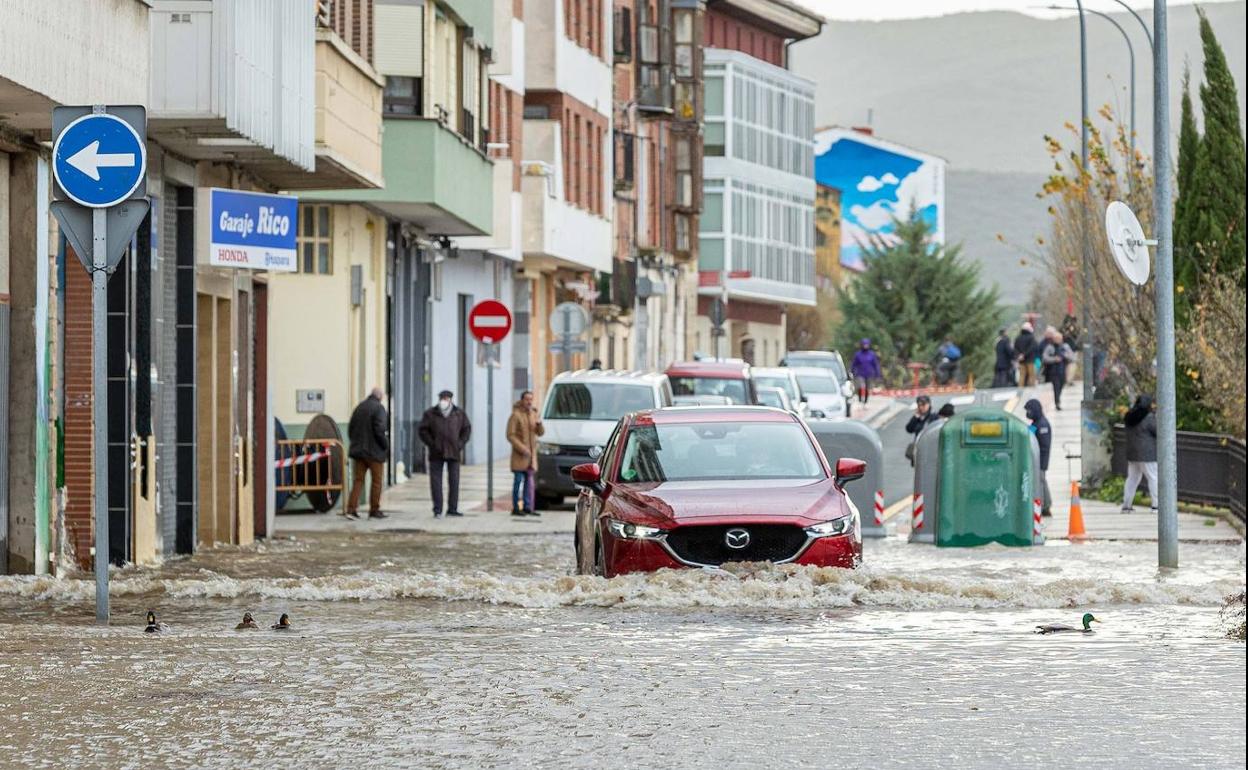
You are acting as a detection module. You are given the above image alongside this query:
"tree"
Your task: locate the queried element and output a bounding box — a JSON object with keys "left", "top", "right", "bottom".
{"left": 832, "top": 210, "right": 1003, "bottom": 384}
{"left": 1178, "top": 9, "right": 1246, "bottom": 285}
{"left": 1173, "top": 64, "right": 1200, "bottom": 298}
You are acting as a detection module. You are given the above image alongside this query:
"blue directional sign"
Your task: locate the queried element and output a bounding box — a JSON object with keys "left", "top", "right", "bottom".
{"left": 52, "top": 113, "right": 148, "bottom": 208}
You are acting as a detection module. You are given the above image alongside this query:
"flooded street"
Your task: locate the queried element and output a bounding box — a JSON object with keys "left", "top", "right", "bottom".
{"left": 2, "top": 532, "right": 1244, "bottom": 769}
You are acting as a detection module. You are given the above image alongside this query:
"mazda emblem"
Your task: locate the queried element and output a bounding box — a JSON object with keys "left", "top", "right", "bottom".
{"left": 724, "top": 528, "right": 751, "bottom": 550}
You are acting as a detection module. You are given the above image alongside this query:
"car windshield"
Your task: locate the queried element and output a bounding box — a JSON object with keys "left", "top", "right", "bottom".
{"left": 752, "top": 375, "right": 798, "bottom": 400}
{"left": 669, "top": 376, "right": 748, "bottom": 405}
{"left": 544, "top": 383, "right": 656, "bottom": 420}
{"left": 617, "top": 422, "right": 825, "bottom": 483}
{"left": 756, "top": 390, "right": 786, "bottom": 409}
{"left": 796, "top": 374, "right": 838, "bottom": 394}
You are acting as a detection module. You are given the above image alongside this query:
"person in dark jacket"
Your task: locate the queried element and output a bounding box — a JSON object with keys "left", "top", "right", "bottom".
{"left": 904, "top": 395, "right": 937, "bottom": 466}
{"left": 851, "top": 338, "right": 883, "bottom": 405}
{"left": 346, "top": 388, "right": 390, "bottom": 520}
{"left": 993, "top": 328, "right": 1015, "bottom": 388}
{"left": 1041, "top": 332, "right": 1075, "bottom": 410}
{"left": 1024, "top": 398, "right": 1053, "bottom": 516}
{"left": 418, "top": 389, "right": 473, "bottom": 518}
{"left": 1013, "top": 323, "right": 1038, "bottom": 386}
{"left": 1121, "top": 395, "right": 1158, "bottom": 513}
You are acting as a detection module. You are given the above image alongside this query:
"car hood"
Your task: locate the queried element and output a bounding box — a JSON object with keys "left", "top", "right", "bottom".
{"left": 805, "top": 392, "right": 844, "bottom": 410}
{"left": 609, "top": 478, "right": 845, "bottom": 526}
{"left": 540, "top": 419, "right": 617, "bottom": 447}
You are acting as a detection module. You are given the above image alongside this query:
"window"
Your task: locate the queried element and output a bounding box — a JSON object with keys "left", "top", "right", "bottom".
{"left": 383, "top": 76, "right": 422, "bottom": 116}
{"left": 544, "top": 383, "right": 656, "bottom": 421}
{"left": 298, "top": 204, "right": 333, "bottom": 274}
{"left": 616, "top": 422, "right": 824, "bottom": 483}
{"left": 613, "top": 6, "right": 632, "bottom": 61}
{"left": 523, "top": 104, "right": 550, "bottom": 119}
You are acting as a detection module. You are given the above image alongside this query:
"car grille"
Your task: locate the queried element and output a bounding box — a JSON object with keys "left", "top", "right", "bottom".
{"left": 664, "top": 524, "right": 808, "bottom": 566}
{"left": 561, "top": 445, "right": 594, "bottom": 458}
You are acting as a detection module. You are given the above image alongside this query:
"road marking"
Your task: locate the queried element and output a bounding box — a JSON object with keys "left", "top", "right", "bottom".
{"left": 881, "top": 494, "right": 914, "bottom": 522}
{"left": 949, "top": 394, "right": 976, "bottom": 406}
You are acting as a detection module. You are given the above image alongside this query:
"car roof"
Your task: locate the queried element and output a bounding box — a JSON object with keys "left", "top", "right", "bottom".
{"left": 750, "top": 367, "right": 795, "bottom": 378}
{"left": 788, "top": 366, "right": 838, "bottom": 378}
{"left": 664, "top": 360, "right": 750, "bottom": 378}
{"left": 785, "top": 350, "right": 838, "bottom": 358}
{"left": 633, "top": 406, "right": 798, "bottom": 425}
{"left": 549, "top": 369, "right": 668, "bottom": 386}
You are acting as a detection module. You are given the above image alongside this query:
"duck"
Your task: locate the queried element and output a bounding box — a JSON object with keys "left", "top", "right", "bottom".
{"left": 1035, "top": 613, "right": 1100, "bottom": 634}
{"left": 143, "top": 610, "right": 168, "bottom": 634}
{"left": 235, "top": 612, "right": 260, "bottom": 631}
{"left": 271, "top": 613, "right": 292, "bottom": 631}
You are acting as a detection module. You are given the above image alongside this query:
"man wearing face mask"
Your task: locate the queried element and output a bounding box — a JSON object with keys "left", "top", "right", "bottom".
{"left": 418, "top": 390, "right": 473, "bottom": 518}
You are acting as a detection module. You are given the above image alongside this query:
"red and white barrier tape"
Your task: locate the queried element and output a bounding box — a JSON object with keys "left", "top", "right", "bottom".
{"left": 274, "top": 450, "right": 329, "bottom": 469}
{"left": 873, "top": 489, "right": 885, "bottom": 527}
{"left": 912, "top": 493, "right": 925, "bottom": 531}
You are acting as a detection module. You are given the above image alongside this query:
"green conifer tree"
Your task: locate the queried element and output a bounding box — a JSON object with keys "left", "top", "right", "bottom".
{"left": 1173, "top": 64, "right": 1201, "bottom": 299}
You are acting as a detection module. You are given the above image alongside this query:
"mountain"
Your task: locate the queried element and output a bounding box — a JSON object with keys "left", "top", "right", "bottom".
{"left": 790, "top": 2, "right": 1246, "bottom": 307}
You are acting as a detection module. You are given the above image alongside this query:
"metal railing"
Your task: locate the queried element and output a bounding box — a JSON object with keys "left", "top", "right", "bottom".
{"left": 1112, "top": 426, "right": 1246, "bottom": 522}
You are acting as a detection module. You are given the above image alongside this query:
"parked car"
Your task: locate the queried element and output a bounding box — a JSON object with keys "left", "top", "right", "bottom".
{"left": 749, "top": 367, "right": 807, "bottom": 417}
{"left": 790, "top": 366, "right": 848, "bottom": 419}
{"left": 755, "top": 386, "right": 795, "bottom": 414}
{"left": 664, "top": 360, "right": 756, "bottom": 405}
{"left": 536, "top": 370, "right": 673, "bottom": 507}
{"left": 572, "top": 406, "right": 865, "bottom": 576}
{"left": 782, "top": 350, "right": 854, "bottom": 404}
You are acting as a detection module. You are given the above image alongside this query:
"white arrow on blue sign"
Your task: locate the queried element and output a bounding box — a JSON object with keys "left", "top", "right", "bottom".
{"left": 52, "top": 113, "right": 147, "bottom": 208}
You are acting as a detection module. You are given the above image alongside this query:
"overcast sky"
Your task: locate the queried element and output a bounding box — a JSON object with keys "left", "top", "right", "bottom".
{"left": 800, "top": 0, "right": 1238, "bottom": 21}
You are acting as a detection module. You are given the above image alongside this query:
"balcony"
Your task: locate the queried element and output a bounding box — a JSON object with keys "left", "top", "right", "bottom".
{"left": 521, "top": 170, "right": 612, "bottom": 274}
{"left": 306, "top": 118, "right": 493, "bottom": 236}
{"left": 148, "top": 0, "right": 315, "bottom": 177}
{"left": 525, "top": 0, "right": 612, "bottom": 116}
{"left": 258, "top": 29, "right": 384, "bottom": 190}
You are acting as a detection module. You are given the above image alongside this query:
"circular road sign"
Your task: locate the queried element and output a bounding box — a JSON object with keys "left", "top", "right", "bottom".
{"left": 52, "top": 113, "right": 148, "bottom": 208}
{"left": 1104, "top": 200, "right": 1152, "bottom": 286}
{"left": 468, "top": 299, "right": 513, "bottom": 344}
{"left": 549, "top": 301, "right": 590, "bottom": 338}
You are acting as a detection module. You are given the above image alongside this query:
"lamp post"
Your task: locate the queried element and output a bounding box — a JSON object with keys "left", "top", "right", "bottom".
{"left": 1109, "top": 0, "right": 1154, "bottom": 52}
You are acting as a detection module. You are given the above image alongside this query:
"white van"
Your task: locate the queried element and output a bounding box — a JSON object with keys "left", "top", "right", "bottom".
{"left": 535, "top": 370, "right": 673, "bottom": 506}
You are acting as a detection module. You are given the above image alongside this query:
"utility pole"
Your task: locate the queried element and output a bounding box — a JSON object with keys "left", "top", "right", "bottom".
{"left": 1074, "top": 1, "right": 1098, "bottom": 491}
{"left": 1152, "top": 2, "right": 1179, "bottom": 568}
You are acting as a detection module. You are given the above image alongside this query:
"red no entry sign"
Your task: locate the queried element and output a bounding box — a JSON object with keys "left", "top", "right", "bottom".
{"left": 468, "top": 299, "right": 513, "bottom": 344}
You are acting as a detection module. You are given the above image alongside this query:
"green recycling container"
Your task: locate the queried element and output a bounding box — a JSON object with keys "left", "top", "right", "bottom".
{"left": 936, "top": 408, "right": 1036, "bottom": 547}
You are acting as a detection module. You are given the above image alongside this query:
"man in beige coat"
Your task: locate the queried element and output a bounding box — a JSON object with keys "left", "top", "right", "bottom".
{"left": 506, "top": 390, "right": 545, "bottom": 517}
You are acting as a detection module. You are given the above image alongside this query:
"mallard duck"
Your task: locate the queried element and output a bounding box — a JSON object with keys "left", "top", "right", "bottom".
{"left": 1035, "top": 613, "right": 1100, "bottom": 634}
{"left": 235, "top": 612, "right": 259, "bottom": 630}
{"left": 271, "top": 613, "right": 292, "bottom": 631}
{"left": 143, "top": 610, "right": 168, "bottom": 634}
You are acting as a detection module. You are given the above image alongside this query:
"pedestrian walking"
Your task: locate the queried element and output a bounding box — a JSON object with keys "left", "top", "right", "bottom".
{"left": 1024, "top": 398, "right": 1053, "bottom": 516}
{"left": 506, "top": 390, "right": 545, "bottom": 517}
{"left": 992, "top": 328, "right": 1015, "bottom": 388}
{"left": 934, "top": 339, "right": 961, "bottom": 385}
{"left": 850, "top": 338, "right": 882, "bottom": 405}
{"left": 345, "top": 387, "right": 389, "bottom": 520}
{"left": 904, "top": 395, "right": 937, "bottom": 466}
{"left": 1013, "top": 323, "right": 1038, "bottom": 387}
{"left": 418, "top": 389, "right": 472, "bottom": 518}
{"left": 1041, "top": 332, "right": 1075, "bottom": 410}
{"left": 1121, "top": 395, "right": 1159, "bottom": 514}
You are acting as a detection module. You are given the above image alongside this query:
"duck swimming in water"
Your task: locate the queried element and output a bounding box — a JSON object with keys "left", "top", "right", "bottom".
{"left": 1035, "top": 613, "right": 1100, "bottom": 634}
{"left": 271, "top": 613, "right": 292, "bottom": 631}
{"left": 143, "top": 611, "right": 168, "bottom": 634}
{"left": 235, "top": 612, "right": 259, "bottom": 631}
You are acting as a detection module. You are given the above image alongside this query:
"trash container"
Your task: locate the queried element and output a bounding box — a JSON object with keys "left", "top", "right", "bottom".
{"left": 936, "top": 408, "right": 1038, "bottom": 547}
{"left": 908, "top": 417, "right": 947, "bottom": 544}
{"left": 809, "top": 419, "right": 886, "bottom": 538}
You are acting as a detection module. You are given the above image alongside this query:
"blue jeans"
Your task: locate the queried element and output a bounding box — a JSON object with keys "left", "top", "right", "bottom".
{"left": 512, "top": 469, "right": 535, "bottom": 511}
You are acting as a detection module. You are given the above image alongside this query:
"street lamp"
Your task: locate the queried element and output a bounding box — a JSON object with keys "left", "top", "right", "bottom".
{"left": 1108, "top": 0, "right": 1154, "bottom": 52}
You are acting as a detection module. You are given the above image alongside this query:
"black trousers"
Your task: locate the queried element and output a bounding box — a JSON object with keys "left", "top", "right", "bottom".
{"left": 1051, "top": 374, "right": 1065, "bottom": 409}
{"left": 429, "top": 455, "right": 461, "bottom": 514}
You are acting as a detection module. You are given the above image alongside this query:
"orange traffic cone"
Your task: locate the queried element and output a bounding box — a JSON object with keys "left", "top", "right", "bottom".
{"left": 1068, "top": 481, "right": 1089, "bottom": 541}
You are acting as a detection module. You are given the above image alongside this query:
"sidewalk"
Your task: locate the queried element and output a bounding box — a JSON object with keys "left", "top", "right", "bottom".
{"left": 1009, "top": 384, "right": 1241, "bottom": 543}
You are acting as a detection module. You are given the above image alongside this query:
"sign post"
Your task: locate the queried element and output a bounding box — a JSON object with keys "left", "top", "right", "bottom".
{"left": 468, "top": 300, "right": 513, "bottom": 511}
{"left": 708, "top": 297, "right": 726, "bottom": 361}
{"left": 50, "top": 105, "right": 150, "bottom": 625}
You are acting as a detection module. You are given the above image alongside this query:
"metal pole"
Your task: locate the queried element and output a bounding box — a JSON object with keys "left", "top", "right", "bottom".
{"left": 486, "top": 342, "right": 494, "bottom": 511}
{"left": 1152, "top": 1, "right": 1178, "bottom": 568}
{"left": 1075, "top": 1, "right": 1094, "bottom": 407}
{"left": 1109, "top": 0, "right": 1154, "bottom": 53}
{"left": 561, "top": 307, "right": 572, "bottom": 373}
{"left": 92, "top": 207, "right": 109, "bottom": 624}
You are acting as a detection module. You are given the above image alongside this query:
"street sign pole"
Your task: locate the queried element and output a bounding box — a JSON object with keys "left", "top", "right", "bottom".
{"left": 467, "top": 300, "right": 513, "bottom": 515}
{"left": 486, "top": 342, "right": 495, "bottom": 511}
{"left": 91, "top": 204, "right": 109, "bottom": 624}
{"left": 561, "top": 306, "right": 573, "bottom": 373}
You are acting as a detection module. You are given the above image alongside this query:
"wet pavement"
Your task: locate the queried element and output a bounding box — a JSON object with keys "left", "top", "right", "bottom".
{"left": 2, "top": 529, "right": 1244, "bottom": 768}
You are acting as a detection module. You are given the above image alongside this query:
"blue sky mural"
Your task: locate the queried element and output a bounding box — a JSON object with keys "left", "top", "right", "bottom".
{"left": 813, "top": 129, "right": 945, "bottom": 271}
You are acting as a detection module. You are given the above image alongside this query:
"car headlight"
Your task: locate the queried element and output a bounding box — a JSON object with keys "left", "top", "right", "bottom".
{"left": 607, "top": 519, "right": 666, "bottom": 540}
{"left": 805, "top": 516, "right": 856, "bottom": 538}
{"left": 537, "top": 442, "right": 561, "bottom": 456}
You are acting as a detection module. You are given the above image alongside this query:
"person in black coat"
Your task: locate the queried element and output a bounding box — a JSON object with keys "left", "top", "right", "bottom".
{"left": 993, "top": 328, "right": 1015, "bottom": 388}
{"left": 346, "top": 388, "right": 390, "bottom": 519}
{"left": 1013, "top": 323, "right": 1038, "bottom": 386}
{"left": 1121, "top": 395, "right": 1158, "bottom": 513}
{"left": 904, "top": 395, "right": 938, "bottom": 466}
{"left": 418, "top": 390, "right": 473, "bottom": 518}
{"left": 1024, "top": 398, "right": 1053, "bottom": 516}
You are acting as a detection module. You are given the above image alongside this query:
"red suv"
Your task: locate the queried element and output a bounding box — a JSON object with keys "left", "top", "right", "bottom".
{"left": 664, "top": 360, "right": 757, "bottom": 405}
{"left": 572, "top": 407, "right": 865, "bottom": 577}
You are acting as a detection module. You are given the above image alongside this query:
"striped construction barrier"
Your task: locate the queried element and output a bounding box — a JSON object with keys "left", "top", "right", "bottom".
{"left": 1032, "top": 497, "right": 1044, "bottom": 542}
{"left": 912, "top": 493, "right": 925, "bottom": 531}
{"left": 873, "top": 489, "right": 885, "bottom": 527}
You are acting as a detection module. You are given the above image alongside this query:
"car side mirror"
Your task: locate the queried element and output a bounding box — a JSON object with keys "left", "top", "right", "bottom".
{"left": 835, "top": 457, "right": 867, "bottom": 487}
{"left": 570, "top": 462, "right": 606, "bottom": 494}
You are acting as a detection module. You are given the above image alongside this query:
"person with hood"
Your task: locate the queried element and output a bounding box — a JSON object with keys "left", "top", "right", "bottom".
{"left": 1013, "top": 323, "right": 1038, "bottom": 386}
{"left": 418, "top": 390, "right": 472, "bottom": 518}
{"left": 1024, "top": 398, "right": 1053, "bottom": 516}
{"left": 506, "top": 390, "right": 545, "bottom": 517}
{"left": 1121, "top": 395, "right": 1158, "bottom": 513}
{"left": 345, "top": 387, "right": 389, "bottom": 520}
{"left": 993, "top": 328, "right": 1015, "bottom": 388}
{"left": 850, "top": 339, "right": 883, "bottom": 406}
{"left": 937, "top": 403, "right": 955, "bottom": 418}
{"left": 1041, "top": 332, "right": 1075, "bottom": 410}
